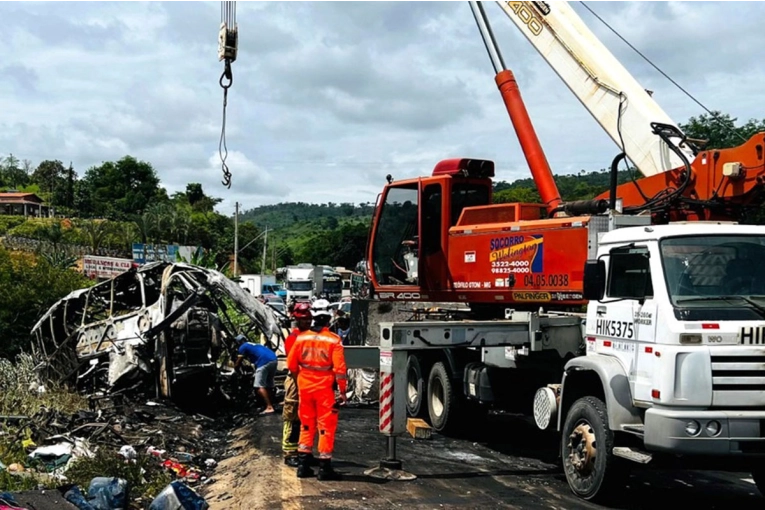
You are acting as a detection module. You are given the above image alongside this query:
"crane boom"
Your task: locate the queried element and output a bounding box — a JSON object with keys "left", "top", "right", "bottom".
{"left": 495, "top": 1, "right": 696, "bottom": 177}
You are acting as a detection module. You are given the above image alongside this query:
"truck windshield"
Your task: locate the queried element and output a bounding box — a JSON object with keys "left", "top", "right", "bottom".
{"left": 324, "top": 279, "right": 342, "bottom": 293}
{"left": 287, "top": 281, "right": 313, "bottom": 291}
{"left": 661, "top": 235, "right": 765, "bottom": 319}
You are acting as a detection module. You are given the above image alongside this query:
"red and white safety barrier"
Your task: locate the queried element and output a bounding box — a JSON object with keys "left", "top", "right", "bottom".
{"left": 379, "top": 372, "right": 394, "bottom": 434}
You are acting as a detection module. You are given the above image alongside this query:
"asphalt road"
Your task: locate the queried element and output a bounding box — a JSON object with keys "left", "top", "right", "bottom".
{"left": 206, "top": 406, "right": 764, "bottom": 510}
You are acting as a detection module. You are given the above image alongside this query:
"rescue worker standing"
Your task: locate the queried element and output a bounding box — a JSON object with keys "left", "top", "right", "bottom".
{"left": 286, "top": 299, "right": 347, "bottom": 480}
{"left": 282, "top": 302, "right": 313, "bottom": 467}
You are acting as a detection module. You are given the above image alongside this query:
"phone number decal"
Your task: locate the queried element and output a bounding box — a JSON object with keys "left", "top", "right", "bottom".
{"left": 491, "top": 260, "right": 530, "bottom": 274}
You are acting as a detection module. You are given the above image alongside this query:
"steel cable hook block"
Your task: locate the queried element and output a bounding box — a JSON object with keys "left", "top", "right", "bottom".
{"left": 218, "top": 1, "right": 238, "bottom": 188}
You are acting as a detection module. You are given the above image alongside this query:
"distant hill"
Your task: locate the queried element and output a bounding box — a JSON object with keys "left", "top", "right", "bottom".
{"left": 237, "top": 168, "right": 634, "bottom": 269}
{"left": 239, "top": 202, "right": 375, "bottom": 230}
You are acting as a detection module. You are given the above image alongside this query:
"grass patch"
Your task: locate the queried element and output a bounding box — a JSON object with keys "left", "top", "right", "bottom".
{"left": 0, "top": 470, "right": 40, "bottom": 492}
{"left": 0, "top": 353, "right": 88, "bottom": 417}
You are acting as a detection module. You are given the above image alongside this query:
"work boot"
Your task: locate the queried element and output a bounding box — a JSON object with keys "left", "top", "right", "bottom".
{"left": 296, "top": 453, "right": 315, "bottom": 478}
{"left": 284, "top": 455, "right": 299, "bottom": 468}
{"left": 317, "top": 459, "right": 342, "bottom": 481}
{"left": 307, "top": 453, "right": 319, "bottom": 467}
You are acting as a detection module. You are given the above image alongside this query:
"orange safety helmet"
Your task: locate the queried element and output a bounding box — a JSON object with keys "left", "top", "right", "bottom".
{"left": 292, "top": 302, "right": 312, "bottom": 320}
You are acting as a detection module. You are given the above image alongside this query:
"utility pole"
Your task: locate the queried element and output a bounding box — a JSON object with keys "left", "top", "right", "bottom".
{"left": 260, "top": 226, "right": 268, "bottom": 277}
{"left": 233, "top": 202, "right": 239, "bottom": 277}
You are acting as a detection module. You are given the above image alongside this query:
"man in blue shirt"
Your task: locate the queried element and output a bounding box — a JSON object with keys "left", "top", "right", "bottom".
{"left": 234, "top": 335, "right": 278, "bottom": 414}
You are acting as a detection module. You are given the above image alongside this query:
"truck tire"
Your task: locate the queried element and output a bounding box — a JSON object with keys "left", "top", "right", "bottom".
{"left": 406, "top": 355, "right": 427, "bottom": 418}
{"left": 561, "top": 396, "right": 626, "bottom": 502}
{"left": 427, "top": 361, "right": 456, "bottom": 432}
{"left": 751, "top": 468, "right": 765, "bottom": 497}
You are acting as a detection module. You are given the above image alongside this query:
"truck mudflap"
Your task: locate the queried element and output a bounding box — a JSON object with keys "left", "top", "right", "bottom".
{"left": 644, "top": 408, "right": 765, "bottom": 455}
{"left": 559, "top": 354, "right": 642, "bottom": 432}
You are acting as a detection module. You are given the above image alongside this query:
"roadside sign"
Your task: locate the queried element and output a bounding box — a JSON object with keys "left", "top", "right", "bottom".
{"left": 83, "top": 255, "right": 134, "bottom": 279}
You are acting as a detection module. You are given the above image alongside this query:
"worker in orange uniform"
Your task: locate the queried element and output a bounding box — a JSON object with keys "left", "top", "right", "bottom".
{"left": 286, "top": 299, "right": 347, "bottom": 480}
{"left": 282, "top": 302, "right": 313, "bottom": 467}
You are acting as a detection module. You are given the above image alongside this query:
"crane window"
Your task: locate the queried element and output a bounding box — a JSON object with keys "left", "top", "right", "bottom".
{"left": 421, "top": 184, "right": 442, "bottom": 256}
{"left": 607, "top": 246, "right": 653, "bottom": 299}
{"left": 371, "top": 185, "right": 419, "bottom": 285}
{"left": 450, "top": 182, "right": 490, "bottom": 226}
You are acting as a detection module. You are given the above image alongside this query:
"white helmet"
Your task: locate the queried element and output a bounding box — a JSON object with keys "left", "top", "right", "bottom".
{"left": 311, "top": 299, "right": 332, "bottom": 317}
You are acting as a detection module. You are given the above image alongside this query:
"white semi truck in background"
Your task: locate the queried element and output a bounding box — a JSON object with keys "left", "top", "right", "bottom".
{"left": 285, "top": 264, "right": 315, "bottom": 302}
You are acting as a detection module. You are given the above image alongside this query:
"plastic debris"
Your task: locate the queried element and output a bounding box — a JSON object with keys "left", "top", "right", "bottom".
{"left": 161, "top": 460, "right": 201, "bottom": 481}
{"left": 149, "top": 481, "right": 209, "bottom": 510}
{"left": 147, "top": 446, "right": 166, "bottom": 459}
{"left": 88, "top": 477, "right": 128, "bottom": 510}
{"left": 118, "top": 445, "right": 137, "bottom": 461}
{"left": 64, "top": 486, "right": 98, "bottom": 510}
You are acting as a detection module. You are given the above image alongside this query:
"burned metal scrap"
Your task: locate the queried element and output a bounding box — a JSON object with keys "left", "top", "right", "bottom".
{"left": 31, "top": 262, "right": 284, "bottom": 400}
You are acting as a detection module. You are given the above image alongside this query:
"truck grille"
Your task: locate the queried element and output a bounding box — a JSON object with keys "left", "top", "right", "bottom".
{"left": 711, "top": 354, "right": 765, "bottom": 407}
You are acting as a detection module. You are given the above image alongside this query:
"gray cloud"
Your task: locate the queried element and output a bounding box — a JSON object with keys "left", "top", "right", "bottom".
{"left": 0, "top": 1, "right": 762, "bottom": 216}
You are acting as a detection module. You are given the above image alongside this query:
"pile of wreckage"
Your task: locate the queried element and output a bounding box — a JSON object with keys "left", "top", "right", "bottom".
{"left": 1, "top": 262, "right": 380, "bottom": 509}
{"left": 0, "top": 392, "right": 242, "bottom": 509}
{"left": 30, "top": 262, "right": 285, "bottom": 403}
{"left": 30, "top": 261, "right": 379, "bottom": 406}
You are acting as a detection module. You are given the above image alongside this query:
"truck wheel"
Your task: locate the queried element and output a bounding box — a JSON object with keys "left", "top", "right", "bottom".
{"left": 751, "top": 467, "right": 765, "bottom": 497}
{"left": 406, "top": 355, "right": 427, "bottom": 418}
{"left": 427, "top": 361, "right": 455, "bottom": 432}
{"left": 561, "top": 396, "right": 625, "bottom": 502}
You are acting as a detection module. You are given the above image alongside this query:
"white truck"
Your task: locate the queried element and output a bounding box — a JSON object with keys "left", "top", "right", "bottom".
{"left": 285, "top": 264, "right": 315, "bottom": 302}
{"left": 237, "top": 274, "right": 285, "bottom": 298}
{"left": 383, "top": 219, "right": 765, "bottom": 502}
{"left": 372, "top": 2, "right": 765, "bottom": 503}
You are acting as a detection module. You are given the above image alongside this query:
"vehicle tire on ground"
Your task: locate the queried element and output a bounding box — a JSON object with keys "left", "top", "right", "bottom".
{"left": 406, "top": 355, "right": 428, "bottom": 418}
{"left": 561, "top": 396, "right": 627, "bottom": 502}
{"left": 427, "top": 361, "right": 457, "bottom": 432}
{"left": 751, "top": 467, "right": 765, "bottom": 497}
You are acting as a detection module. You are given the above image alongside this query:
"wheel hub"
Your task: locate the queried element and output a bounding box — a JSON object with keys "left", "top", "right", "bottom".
{"left": 568, "top": 422, "right": 596, "bottom": 475}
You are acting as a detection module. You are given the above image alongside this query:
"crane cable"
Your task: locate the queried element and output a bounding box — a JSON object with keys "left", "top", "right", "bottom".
{"left": 219, "top": 1, "right": 238, "bottom": 188}
{"left": 579, "top": 1, "right": 745, "bottom": 144}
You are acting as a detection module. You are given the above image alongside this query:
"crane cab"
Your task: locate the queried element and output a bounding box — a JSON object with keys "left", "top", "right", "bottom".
{"left": 367, "top": 158, "right": 494, "bottom": 301}
{"left": 367, "top": 158, "right": 593, "bottom": 310}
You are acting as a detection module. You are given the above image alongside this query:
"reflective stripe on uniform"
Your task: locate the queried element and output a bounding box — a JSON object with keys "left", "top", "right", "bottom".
{"left": 299, "top": 363, "right": 332, "bottom": 371}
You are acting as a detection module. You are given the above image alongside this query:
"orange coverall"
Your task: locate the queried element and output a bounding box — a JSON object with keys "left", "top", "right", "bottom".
{"left": 286, "top": 327, "right": 347, "bottom": 460}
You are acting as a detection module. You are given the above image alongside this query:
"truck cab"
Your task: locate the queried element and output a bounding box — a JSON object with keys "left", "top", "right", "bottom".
{"left": 556, "top": 222, "right": 765, "bottom": 500}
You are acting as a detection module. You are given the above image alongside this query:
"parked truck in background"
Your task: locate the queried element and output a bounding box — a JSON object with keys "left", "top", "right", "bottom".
{"left": 285, "top": 264, "right": 314, "bottom": 302}
{"left": 311, "top": 266, "right": 344, "bottom": 302}
{"left": 237, "top": 274, "right": 285, "bottom": 299}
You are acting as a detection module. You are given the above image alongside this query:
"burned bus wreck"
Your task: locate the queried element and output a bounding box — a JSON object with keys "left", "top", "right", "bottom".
{"left": 31, "top": 262, "right": 284, "bottom": 400}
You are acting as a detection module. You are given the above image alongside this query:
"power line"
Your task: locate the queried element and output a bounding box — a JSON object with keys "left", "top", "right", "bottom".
{"left": 579, "top": 1, "right": 745, "bottom": 142}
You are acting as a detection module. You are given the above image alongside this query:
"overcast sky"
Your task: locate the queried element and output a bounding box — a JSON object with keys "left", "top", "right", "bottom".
{"left": 1, "top": 1, "right": 763, "bottom": 216}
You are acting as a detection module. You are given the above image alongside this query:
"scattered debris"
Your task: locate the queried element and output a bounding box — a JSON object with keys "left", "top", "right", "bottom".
{"left": 149, "top": 481, "right": 208, "bottom": 510}
{"left": 406, "top": 418, "right": 432, "bottom": 440}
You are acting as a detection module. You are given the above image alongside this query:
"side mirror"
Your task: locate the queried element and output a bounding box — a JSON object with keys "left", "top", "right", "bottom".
{"left": 583, "top": 259, "right": 606, "bottom": 301}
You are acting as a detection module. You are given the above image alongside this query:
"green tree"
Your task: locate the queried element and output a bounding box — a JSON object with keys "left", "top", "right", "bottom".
{"left": 1, "top": 154, "right": 29, "bottom": 189}
{"left": 0, "top": 248, "right": 93, "bottom": 358}
{"left": 32, "top": 160, "right": 67, "bottom": 207}
{"left": 79, "top": 156, "right": 165, "bottom": 219}
{"left": 680, "top": 111, "right": 765, "bottom": 150}
{"left": 173, "top": 183, "right": 222, "bottom": 213}
{"left": 78, "top": 219, "right": 113, "bottom": 254}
